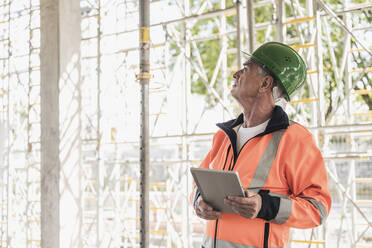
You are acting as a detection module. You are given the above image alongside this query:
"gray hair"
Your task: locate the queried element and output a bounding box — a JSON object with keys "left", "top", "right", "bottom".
{"left": 273, "top": 85, "right": 288, "bottom": 108}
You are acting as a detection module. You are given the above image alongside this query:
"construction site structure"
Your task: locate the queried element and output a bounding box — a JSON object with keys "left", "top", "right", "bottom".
{"left": 0, "top": 0, "right": 371, "bottom": 247}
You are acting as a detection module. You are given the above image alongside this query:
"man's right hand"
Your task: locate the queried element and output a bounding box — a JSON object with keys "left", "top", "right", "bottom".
{"left": 195, "top": 197, "right": 222, "bottom": 220}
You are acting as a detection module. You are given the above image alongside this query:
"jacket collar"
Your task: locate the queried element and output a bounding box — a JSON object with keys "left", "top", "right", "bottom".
{"left": 216, "top": 105, "right": 289, "bottom": 136}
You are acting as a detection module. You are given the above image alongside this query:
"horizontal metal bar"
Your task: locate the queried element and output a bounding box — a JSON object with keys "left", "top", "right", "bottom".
{"left": 290, "top": 98, "right": 318, "bottom": 104}
{"left": 291, "top": 43, "right": 316, "bottom": 50}
{"left": 153, "top": 6, "right": 236, "bottom": 26}
{"left": 291, "top": 240, "right": 325, "bottom": 244}
{"left": 356, "top": 200, "right": 372, "bottom": 205}
{"left": 254, "top": 21, "right": 274, "bottom": 30}
{"left": 253, "top": 0, "right": 273, "bottom": 8}
{"left": 354, "top": 178, "right": 372, "bottom": 183}
{"left": 80, "top": 133, "right": 215, "bottom": 145}
{"left": 352, "top": 67, "right": 372, "bottom": 73}
{"left": 326, "top": 129, "right": 372, "bottom": 135}
{"left": 27, "top": 240, "right": 40, "bottom": 243}
{"left": 284, "top": 16, "right": 315, "bottom": 25}
{"left": 353, "top": 26, "right": 372, "bottom": 32}
{"left": 309, "top": 123, "right": 372, "bottom": 131}
{"left": 353, "top": 111, "right": 372, "bottom": 117}
{"left": 321, "top": 3, "right": 372, "bottom": 16}
{"left": 104, "top": 159, "right": 200, "bottom": 165}
{"left": 81, "top": 14, "right": 99, "bottom": 20}
{"left": 354, "top": 90, "right": 372, "bottom": 95}
{"left": 324, "top": 156, "right": 370, "bottom": 161}
{"left": 84, "top": 6, "right": 237, "bottom": 39}
{"left": 189, "top": 30, "right": 236, "bottom": 43}
{"left": 349, "top": 46, "right": 372, "bottom": 53}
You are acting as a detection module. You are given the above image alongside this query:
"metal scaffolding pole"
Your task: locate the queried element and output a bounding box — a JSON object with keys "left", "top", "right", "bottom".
{"left": 275, "top": 0, "right": 285, "bottom": 42}
{"left": 246, "top": 0, "right": 255, "bottom": 53}
{"left": 236, "top": 0, "right": 241, "bottom": 68}
{"left": 139, "top": 0, "right": 150, "bottom": 247}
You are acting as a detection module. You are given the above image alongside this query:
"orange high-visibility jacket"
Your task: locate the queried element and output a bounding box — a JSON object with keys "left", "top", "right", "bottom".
{"left": 191, "top": 106, "right": 331, "bottom": 248}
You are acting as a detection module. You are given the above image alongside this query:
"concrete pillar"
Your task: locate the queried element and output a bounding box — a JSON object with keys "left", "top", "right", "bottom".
{"left": 40, "top": 0, "right": 60, "bottom": 247}
{"left": 40, "top": 0, "right": 81, "bottom": 247}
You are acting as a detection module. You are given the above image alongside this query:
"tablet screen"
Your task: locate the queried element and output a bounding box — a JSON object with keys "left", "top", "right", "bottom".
{"left": 190, "top": 167, "right": 244, "bottom": 214}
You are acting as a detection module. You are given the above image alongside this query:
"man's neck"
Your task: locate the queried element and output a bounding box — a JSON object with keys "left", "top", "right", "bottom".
{"left": 241, "top": 96, "right": 275, "bottom": 128}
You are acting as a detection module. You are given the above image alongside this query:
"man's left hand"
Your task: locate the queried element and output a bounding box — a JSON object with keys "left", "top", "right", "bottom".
{"left": 224, "top": 190, "right": 262, "bottom": 219}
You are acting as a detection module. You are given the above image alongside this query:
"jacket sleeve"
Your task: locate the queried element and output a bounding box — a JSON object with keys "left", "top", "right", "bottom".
{"left": 261, "top": 134, "right": 332, "bottom": 228}
{"left": 189, "top": 130, "right": 226, "bottom": 208}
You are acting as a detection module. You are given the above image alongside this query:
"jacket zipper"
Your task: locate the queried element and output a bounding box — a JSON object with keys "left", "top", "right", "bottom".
{"left": 230, "top": 135, "right": 256, "bottom": 171}
{"left": 263, "top": 222, "right": 270, "bottom": 248}
{"left": 222, "top": 145, "right": 231, "bottom": 170}
{"left": 215, "top": 135, "right": 262, "bottom": 248}
{"left": 214, "top": 219, "right": 219, "bottom": 248}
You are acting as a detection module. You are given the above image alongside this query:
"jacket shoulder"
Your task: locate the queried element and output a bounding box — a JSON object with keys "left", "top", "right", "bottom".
{"left": 212, "top": 129, "right": 227, "bottom": 143}
{"left": 284, "top": 122, "right": 314, "bottom": 142}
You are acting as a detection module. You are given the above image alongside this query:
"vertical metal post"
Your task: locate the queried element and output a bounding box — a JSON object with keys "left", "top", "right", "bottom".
{"left": 315, "top": 7, "right": 324, "bottom": 128}
{"left": 6, "top": 2, "right": 10, "bottom": 245}
{"left": 26, "top": 1, "right": 32, "bottom": 246}
{"left": 236, "top": 0, "right": 241, "bottom": 68}
{"left": 221, "top": 0, "right": 228, "bottom": 121}
{"left": 246, "top": 0, "right": 255, "bottom": 53}
{"left": 183, "top": 0, "right": 191, "bottom": 246}
{"left": 96, "top": 1, "right": 103, "bottom": 247}
{"left": 139, "top": 0, "right": 150, "bottom": 247}
{"left": 275, "top": 0, "right": 285, "bottom": 42}
{"left": 343, "top": 1, "right": 357, "bottom": 242}
{"left": 306, "top": 0, "right": 317, "bottom": 128}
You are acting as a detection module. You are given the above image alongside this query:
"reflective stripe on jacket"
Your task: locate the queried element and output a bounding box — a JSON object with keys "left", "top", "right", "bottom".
{"left": 191, "top": 106, "right": 332, "bottom": 248}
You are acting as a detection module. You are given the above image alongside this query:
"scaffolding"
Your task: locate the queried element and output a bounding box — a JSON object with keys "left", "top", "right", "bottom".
{"left": 0, "top": 0, "right": 371, "bottom": 247}
{"left": 0, "top": 0, "right": 41, "bottom": 247}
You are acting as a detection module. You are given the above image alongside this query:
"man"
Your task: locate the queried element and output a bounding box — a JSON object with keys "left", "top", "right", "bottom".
{"left": 191, "top": 42, "right": 331, "bottom": 248}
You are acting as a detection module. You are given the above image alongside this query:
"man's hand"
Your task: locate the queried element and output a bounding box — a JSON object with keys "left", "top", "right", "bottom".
{"left": 224, "top": 190, "right": 262, "bottom": 219}
{"left": 195, "top": 197, "right": 222, "bottom": 220}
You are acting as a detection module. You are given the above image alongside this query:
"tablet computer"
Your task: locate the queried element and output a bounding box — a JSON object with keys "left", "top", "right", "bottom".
{"left": 190, "top": 167, "right": 245, "bottom": 214}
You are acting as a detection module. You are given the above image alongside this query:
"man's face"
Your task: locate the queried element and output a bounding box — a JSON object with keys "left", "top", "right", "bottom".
{"left": 231, "top": 60, "right": 264, "bottom": 103}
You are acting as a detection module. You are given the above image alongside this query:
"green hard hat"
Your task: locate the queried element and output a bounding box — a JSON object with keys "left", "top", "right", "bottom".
{"left": 243, "top": 42, "right": 307, "bottom": 100}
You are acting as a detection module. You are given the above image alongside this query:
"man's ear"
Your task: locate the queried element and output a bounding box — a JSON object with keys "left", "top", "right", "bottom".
{"left": 259, "top": 76, "right": 274, "bottom": 93}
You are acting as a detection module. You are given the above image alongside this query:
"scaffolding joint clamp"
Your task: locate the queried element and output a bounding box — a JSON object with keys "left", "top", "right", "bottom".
{"left": 139, "top": 27, "right": 150, "bottom": 43}
{"left": 136, "top": 72, "right": 152, "bottom": 80}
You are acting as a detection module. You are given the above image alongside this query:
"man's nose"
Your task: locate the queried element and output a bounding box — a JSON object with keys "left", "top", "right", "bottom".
{"left": 233, "top": 70, "right": 240, "bottom": 79}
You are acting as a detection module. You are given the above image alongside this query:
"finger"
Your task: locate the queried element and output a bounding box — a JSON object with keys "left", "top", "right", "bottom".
{"left": 244, "top": 189, "right": 250, "bottom": 197}
{"left": 196, "top": 208, "right": 221, "bottom": 220}
{"left": 245, "top": 190, "right": 258, "bottom": 198}
{"left": 203, "top": 212, "right": 222, "bottom": 219}
{"left": 231, "top": 206, "right": 254, "bottom": 219}
{"left": 199, "top": 200, "right": 213, "bottom": 211}
{"left": 231, "top": 206, "right": 244, "bottom": 216}
{"left": 226, "top": 197, "right": 256, "bottom": 206}
{"left": 202, "top": 209, "right": 221, "bottom": 218}
{"left": 228, "top": 195, "right": 258, "bottom": 205}
{"left": 227, "top": 195, "right": 248, "bottom": 203}
{"left": 224, "top": 199, "right": 255, "bottom": 211}
{"left": 196, "top": 203, "right": 221, "bottom": 217}
{"left": 198, "top": 203, "right": 215, "bottom": 214}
